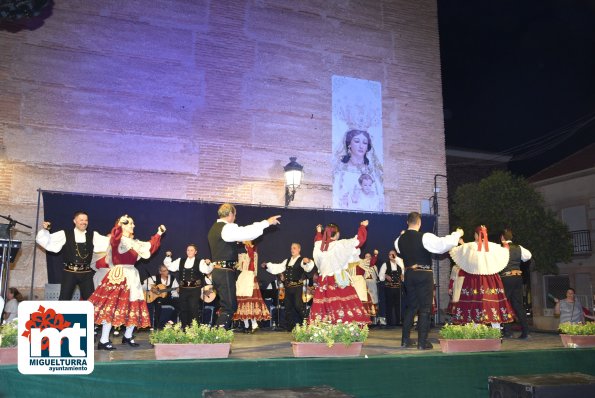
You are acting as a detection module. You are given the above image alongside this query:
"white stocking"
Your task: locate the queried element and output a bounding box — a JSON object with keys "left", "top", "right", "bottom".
{"left": 100, "top": 323, "right": 112, "bottom": 344}
{"left": 124, "top": 325, "right": 135, "bottom": 339}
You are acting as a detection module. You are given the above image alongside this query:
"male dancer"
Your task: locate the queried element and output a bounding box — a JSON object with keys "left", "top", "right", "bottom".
{"left": 378, "top": 249, "right": 404, "bottom": 326}
{"left": 500, "top": 228, "right": 532, "bottom": 339}
{"left": 395, "top": 212, "right": 463, "bottom": 350}
{"left": 36, "top": 211, "right": 109, "bottom": 300}
{"left": 265, "top": 243, "right": 315, "bottom": 331}
{"left": 206, "top": 203, "right": 280, "bottom": 329}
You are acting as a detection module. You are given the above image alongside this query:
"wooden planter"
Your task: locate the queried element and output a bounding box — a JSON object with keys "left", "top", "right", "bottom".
{"left": 560, "top": 334, "right": 595, "bottom": 348}
{"left": 291, "top": 342, "right": 363, "bottom": 357}
{"left": 0, "top": 347, "right": 18, "bottom": 365}
{"left": 439, "top": 339, "right": 501, "bottom": 353}
{"left": 153, "top": 343, "right": 231, "bottom": 360}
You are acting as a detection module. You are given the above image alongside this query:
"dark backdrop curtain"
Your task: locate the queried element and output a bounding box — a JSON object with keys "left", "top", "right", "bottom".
{"left": 40, "top": 191, "right": 435, "bottom": 284}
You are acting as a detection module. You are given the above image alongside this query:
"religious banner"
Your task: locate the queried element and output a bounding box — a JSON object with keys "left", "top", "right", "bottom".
{"left": 332, "top": 75, "right": 384, "bottom": 211}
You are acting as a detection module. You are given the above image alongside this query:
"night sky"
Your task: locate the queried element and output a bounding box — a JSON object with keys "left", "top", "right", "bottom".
{"left": 438, "top": 0, "right": 595, "bottom": 176}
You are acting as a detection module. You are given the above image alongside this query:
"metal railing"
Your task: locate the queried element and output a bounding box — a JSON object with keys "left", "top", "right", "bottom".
{"left": 571, "top": 230, "right": 592, "bottom": 255}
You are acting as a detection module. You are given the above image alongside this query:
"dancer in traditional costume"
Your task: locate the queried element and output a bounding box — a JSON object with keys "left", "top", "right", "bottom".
{"left": 233, "top": 241, "right": 271, "bottom": 333}
{"left": 89, "top": 215, "right": 165, "bottom": 350}
{"left": 448, "top": 226, "right": 514, "bottom": 328}
{"left": 308, "top": 220, "right": 371, "bottom": 324}
{"left": 349, "top": 253, "right": 377, "bottom": 318}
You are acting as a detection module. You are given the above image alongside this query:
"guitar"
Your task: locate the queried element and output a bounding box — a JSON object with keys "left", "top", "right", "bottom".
{"left": 201, "top": 285, "right": 217, "bottom": 303}
{"left": 146, "top": 284, "right": 177, "bottom": 303}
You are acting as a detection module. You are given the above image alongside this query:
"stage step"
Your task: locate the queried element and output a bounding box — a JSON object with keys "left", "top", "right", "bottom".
{"left": 203, "top": 385, "right": 353, "bottom": 398}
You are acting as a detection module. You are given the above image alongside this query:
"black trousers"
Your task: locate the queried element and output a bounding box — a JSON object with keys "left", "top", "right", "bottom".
{"left": 501, "top": 275, "right": 529, "bottom": 336}
{"left": 150, "top": 296, "right": 180, "bottom": 329}
{"left": 178, "top": 288, "right": 201, "bottom": 328}
{"left": 212, "top": 268, "right": 238, "bottom": 330}
{"left": 284, "top": 285, "right": 305, "bottom": 330}
{"left": 385, "top": 286, "right": 402, "bottom": 326}
{"left": 401, "top": 269, "right": 433, "bottom": 346}
{"left": 59, "top": 270, "right": 95, "bottom": 300}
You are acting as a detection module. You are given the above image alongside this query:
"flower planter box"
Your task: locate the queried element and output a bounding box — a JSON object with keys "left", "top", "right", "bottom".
{"left": 0, "top": 347, "right": 18, "bottom": 365}
{"left": 439, "top": 339, "right": 501, "bottom": 353}
{"left": 291, "top": 342, "right": 363, "bottom": 357}
{"left": 153, "top": 343, "right": 231, "bottom": 360}
{"left": 560, "top": 334, "right": 595, "bottom": 348}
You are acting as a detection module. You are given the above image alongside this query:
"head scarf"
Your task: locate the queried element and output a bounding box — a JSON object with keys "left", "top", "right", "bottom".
{"left": 475, "top": 225, "right": 489, "bottom": 252}
{"left": 320, "top": 224, "right": 338, "bottom": 252}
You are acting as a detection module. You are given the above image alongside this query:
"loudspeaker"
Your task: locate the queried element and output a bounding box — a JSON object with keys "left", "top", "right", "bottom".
{"left": 488, "top": 373, "right": 595, "bottom": 398}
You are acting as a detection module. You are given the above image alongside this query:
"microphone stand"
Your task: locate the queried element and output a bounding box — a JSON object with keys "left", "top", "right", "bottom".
{"left": 140, "top": 264, "right": 156, "bottom": 329}
{"left": 0, "top": 214, "right": 30, "bottom": 301}
{"left": 270, "top": 278, "right": 283, "bottom": 332}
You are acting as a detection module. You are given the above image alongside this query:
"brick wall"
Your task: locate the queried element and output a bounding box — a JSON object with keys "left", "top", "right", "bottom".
{"left": 0, "top": 0, "right": 450, "bottom": 304}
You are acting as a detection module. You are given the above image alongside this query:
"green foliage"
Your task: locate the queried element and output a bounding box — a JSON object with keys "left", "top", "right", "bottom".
{"left": 149, "top": 320, "right": 234, "bottom": 344}
{"left": 292, "top": 320, "right": 369, "bottom": 347}
{"left": 439, "top": 323, "right": 502, "bottom": 340}
{"left": 558, "top": 322, "right": 595, "bottom": 335}
{"left": 0, "top": 320, "right": 18, "bottom": 348}
{"left": 452, "top": 170, "right": 573, "bottom": 274}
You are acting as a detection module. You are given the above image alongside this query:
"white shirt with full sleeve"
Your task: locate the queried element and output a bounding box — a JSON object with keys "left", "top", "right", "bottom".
{"left": 144, "top": 274, "right": 179, "bottom": 298}
{"left": 378, "top": 257, "right": 405, "bottom": 282}
{"left": 394, "top": 230, "right": 462, "bottom": 256}
{"left": 36, "top": 228, "right": 110, "bottom": 254}
{"left": 266, "top": 255, "right": 315, "bottom": 275}
{"left": 163, "top": 256, "right": 211, "bottom": 275}
{"left": 219, "top": 219, "right": 271, "bottom": 243}
{"left": 313, "top": 235, "right": 362, "bottom": 277}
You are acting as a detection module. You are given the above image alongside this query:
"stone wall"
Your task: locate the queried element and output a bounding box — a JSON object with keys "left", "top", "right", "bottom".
{"left": 0, "top": 0, "right": 450, "bottom": 304}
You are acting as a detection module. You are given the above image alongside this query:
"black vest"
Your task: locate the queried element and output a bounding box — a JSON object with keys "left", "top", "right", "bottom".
{"left": 283, "top": 256, "right": 305, "bottom": 283}
{"left": 502, "top": 244, "right": 522, "bottom": 274}
{"left": 385, "top": 260, "right": 402, "bottom": 288}
{"left": 179, "top": 258, "right": 204, "bottom": 287}
{"left": 397, "top": 230, "right": 432, "bottom": 268}
{"left": 63, "top": 229, "right": 94, "bottom": 265}
{"left": 208, "top": 221, "right": 237, "bottom": 262}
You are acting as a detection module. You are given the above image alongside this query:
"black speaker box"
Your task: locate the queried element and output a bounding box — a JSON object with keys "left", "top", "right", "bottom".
{"left": 488, "top": 373, "right": 595, "bottom": 398}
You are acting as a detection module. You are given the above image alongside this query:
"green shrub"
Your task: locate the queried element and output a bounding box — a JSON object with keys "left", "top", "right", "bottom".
{"left": 558, "top": 322, "right": 595, "bottom": 335}
{"left": 149, "top": 320, "right": 234, "bottom": 344}
{"left": 0, "top": 320, "right": 18, "bottom": 348}
{"left": 292, "top": 320, "right": 369, "bottom": 347}
{"left": 439, "top": 323, "right": 501, "bottom": 340}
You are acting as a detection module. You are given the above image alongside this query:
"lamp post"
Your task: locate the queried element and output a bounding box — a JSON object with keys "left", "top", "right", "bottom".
{"left": 284, "top": 157, "right": 303, "bottom": 207}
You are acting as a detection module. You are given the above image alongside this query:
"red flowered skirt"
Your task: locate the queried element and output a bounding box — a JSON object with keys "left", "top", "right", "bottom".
{"left": 233, "top": 277, "right": 271, "bottom": 321}
{"left": 89, "top": 270, "right": 151, "bottom": 328}
{"left": 308, "top": 275, "right": 371, "bottom": 325}
{"left": 449, "top": 271, "right": 514, "bottom": 324}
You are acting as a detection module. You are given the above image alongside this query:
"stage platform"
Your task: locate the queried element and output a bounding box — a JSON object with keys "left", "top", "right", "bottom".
{"left": 1, "top": 327, "right": 594, "bottom": 398}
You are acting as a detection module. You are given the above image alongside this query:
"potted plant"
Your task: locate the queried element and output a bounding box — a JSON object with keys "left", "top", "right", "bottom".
{"left": 0, "top": 320, "right": 18, "bottom": 364}
{"left": 291, "top": 320, "right": 369, "bottom": 357}
{"left": 558, "top": 322, "right": 595, "bottom": 348}
{"left": 438, "top": 323, "right": 502, "bottom": 353}
{"left": 149, "top": 320, "right": 234, "bottom": 360}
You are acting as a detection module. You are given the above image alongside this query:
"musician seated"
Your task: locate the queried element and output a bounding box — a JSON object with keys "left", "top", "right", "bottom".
{"left": 144, "top": 265, "right": 180, "bottom": 330}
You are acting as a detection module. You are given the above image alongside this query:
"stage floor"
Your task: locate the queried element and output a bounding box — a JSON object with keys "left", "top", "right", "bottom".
{"left": 96, "top": 326, "right": 564, "bottom": 362}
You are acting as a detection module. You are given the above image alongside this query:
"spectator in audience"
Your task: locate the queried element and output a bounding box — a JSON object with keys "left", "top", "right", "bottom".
{"left": 554, "top": 288, "right": 595, "bottom": 324}
{"left": 3, "top": 287, "right": 24, "bottom": 323}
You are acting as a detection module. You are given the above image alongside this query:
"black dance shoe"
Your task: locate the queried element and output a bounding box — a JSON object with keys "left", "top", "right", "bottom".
{"left": 401, "top": 339, "right": 416, "bottom": 348}
{"left": 417, "top": 341, "right": 433, "bottom": 350}
{"left": 97, "top": 341, "right": 117, "bottom": 351}
{"left": 122, "top": 336, "right": 140, "bottom": 347}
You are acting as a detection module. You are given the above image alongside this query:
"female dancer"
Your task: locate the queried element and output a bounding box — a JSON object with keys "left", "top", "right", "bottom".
{"left": 233, "top": 241, "right": 271, "bottom": 333}
{"left": 89, "top": 215, "right": 165, "bottom": 350}
{"left": 308, "top": 221, "right": 370, "bottom": 324}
